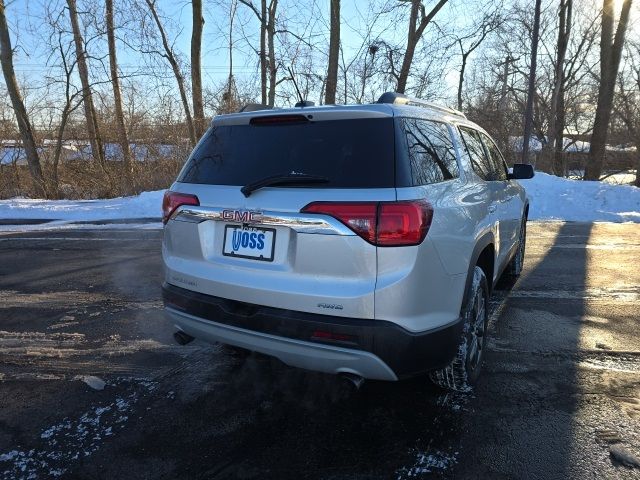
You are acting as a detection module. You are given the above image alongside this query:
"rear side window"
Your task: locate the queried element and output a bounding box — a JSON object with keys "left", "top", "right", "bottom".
{"left": 178, "top": 118, "right": 395, "bottom": 188}
{"left": 478, "top": 132, "right": 508, "bottom": 181}
{"left": 459, "top": 127, "right": 493, "bottom": 181}
{"left": 401, "top": 118, "right": 459, "bottom": 185}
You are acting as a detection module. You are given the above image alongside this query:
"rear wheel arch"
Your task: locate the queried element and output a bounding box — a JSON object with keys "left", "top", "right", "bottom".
{"left": 462, "top": 233, "right": 495, "bottom": 307}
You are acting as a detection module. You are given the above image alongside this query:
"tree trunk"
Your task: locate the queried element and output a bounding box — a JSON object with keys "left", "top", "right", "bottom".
{"left": 585, "top": 0, "right": 633, "bottom": 180}
{"left": 521, "top": 0, "right": 542, "bottom": 164}
{"left": 553, "top": 89, "right": 566, "bottom": 176}
{"left": 191, "top": 0, "right": 205, "bottom": 138}
{"left": 266, "top": 0, "right": 277, "bottom": 106}
{"left": 227, "top": 0, "right": 236, "bottom": 109}
{"left": 324, "top": 0, "right": 340, "bottom": 104}
{"left": 106, "top": 0, "right": 134, "bottom": 193}
{"left": 457, "top": 52, "right": 468, "bottom": 111}
{"left": 397, "top": 1, "right": 419, "bottom": 94}
{"left": 547, "top": 0, "right": 572, "bottom": 175}
{"left": 67, "top": 0, "right": 105, "bottom": 166}
{"left": 145, "top": 0, "right": 197, "bottom": 146}
{"left": 52, "top": 105, "right": 72, "bottom": 199}
{"left": 260, "top": 0, "right": 267, "bottom": 104}
{"left": 238, "top": 0, "right": 269, "bottom": 105}
{"left": 0, "top": 1, "right": 46, "bottom": 197}
{"left": 397, "top": 0, "right": 447, "bottom": 94}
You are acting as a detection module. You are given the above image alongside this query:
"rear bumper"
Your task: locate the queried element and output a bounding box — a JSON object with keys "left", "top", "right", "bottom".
{"left": 162, "top": 283, "right": 463, "bottom": 380}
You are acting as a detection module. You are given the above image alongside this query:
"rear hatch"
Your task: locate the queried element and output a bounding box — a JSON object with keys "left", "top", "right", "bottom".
{"left": 163, "top": 108, "right": 397, "bottom": 320}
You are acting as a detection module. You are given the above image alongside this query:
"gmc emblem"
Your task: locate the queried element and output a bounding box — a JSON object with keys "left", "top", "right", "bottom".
{"left": 222, "top": 210, "right": 262, "bottom": 223}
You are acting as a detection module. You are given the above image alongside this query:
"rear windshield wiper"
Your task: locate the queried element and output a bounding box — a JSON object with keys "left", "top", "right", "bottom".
{"left": 241, "top": 172, "right": 329, "bottom": 197}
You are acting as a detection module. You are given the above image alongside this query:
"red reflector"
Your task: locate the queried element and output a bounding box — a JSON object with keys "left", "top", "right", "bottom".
{"left": 301, "top": 200, "right": 432, "bottom": 246}
{"left": 312, "top": 330, "right": 353, "bottom": 342}
{"left": 162, "top": 191, "right": 200, "bottom": 223}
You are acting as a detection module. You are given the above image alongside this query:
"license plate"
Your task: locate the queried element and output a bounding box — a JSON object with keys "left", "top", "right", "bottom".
{"left": 223, "top": 225, "right": 276, "bottom": 262}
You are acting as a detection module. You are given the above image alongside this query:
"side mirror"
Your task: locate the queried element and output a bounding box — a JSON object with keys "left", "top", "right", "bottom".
{"left": 508, "top": 163, "right": 534, "bottom": 180}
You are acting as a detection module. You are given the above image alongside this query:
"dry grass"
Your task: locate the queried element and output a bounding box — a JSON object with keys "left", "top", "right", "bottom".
{"left": 0, "top": 157, "right": 185, "bottom": 200}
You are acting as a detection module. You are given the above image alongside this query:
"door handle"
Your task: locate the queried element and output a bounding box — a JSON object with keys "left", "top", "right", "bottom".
{"left": 488, "top": 205, "right": 497, "bottom": 213}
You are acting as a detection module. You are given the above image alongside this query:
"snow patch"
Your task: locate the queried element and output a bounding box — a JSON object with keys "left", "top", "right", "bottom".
{"left": 74, "top": 375, "right": 106, "bottom": 391}
{"left": 0, "top": 222, "right": 163, "bottom": 233}
{"left": 0, "top": 172, "right": 638, "bottom": 227}
{"left": 521, "top": 172, "right": 640, "bottom": 223}
{"left": 0, "top": 190, "right": 164, "bottom": 221}
{"left": 610, "top": 444, "right": 640, "bottom": 468}
{"left": 396, "top": 450, "right": 459, "bottom": 478}
{"left": 0, "top": 380, "right": 157, "bottom": 480}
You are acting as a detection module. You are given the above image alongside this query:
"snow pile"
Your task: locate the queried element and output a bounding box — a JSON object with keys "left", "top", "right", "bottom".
{"left": 521, "top": 172, "right": 640, "bottom": 223}
{"left": 0, "top": 172, "right": 638, "bottom": 225}
{"left": 0, "top": 190, "right": 164, "bottom": 221}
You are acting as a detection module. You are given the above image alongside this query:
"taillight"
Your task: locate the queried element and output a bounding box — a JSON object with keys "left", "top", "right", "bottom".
{"left": 162, "top": 191, "right": 200, "bottom": 223}
{"left": 302, "top": 202, "right": 377, "bottom": 243}
{"left": 301, "top": 200, "right": 432, "bottom": 247}
{"left": 377, "top": 201, "right": 432, "bottom": 246}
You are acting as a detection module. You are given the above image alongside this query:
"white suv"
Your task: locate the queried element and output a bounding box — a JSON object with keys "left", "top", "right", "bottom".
{"left": 161, "top": 92, "right": 533, "bottom": 390}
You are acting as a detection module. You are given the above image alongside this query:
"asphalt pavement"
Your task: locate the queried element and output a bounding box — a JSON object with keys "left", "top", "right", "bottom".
{"left": 0, "top": 222, "right": 639, "bottom": 479}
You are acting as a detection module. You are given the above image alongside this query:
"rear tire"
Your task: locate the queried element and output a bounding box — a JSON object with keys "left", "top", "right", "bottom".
{"left": 506, "top": 217, "right": 526, "bottom": 278}
{"left": 429, "top": 266, "right": 489, "bottom": 392}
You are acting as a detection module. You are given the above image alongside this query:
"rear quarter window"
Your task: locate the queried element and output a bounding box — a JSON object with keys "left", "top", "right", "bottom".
{"left": 459, "top": 126, "right": 493, "bottom": 181}
{"left": 400, "top": 118, "right": 459, "bottom": 186}
{"left": 478, "top": 132, "right": 508, "bottom": 181}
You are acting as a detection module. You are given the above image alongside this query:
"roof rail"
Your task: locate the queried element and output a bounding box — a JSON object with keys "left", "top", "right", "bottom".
{"left": 376, "top": 92, "right": 466, "bottom": 119}
{"left": 238, "top": 103, "right": 274, "bottom": 113}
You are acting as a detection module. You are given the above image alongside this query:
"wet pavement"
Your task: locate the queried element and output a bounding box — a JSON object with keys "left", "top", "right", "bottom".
{"left": 0, "top": 222, "right": 639, "bottom": 479}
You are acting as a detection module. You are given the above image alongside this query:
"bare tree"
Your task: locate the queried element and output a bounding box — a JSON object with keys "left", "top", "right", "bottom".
{"left": 455, "top": 12, "right": 503, "bottom": 110}
{"left": 396, "top": 0, "right": 448, "bottom": 94}
{"left": 266, "top": 0, "right": 278, "bottom": 105}
{"left": 585, "top": 0, "right": 633, "bottom": 180}
{"left": 191, "top": 0, "right": 206, "bottom": 137}
{"left": 67, "top": 0, "right": 105, "bottom": 166}
{"left": 544, "top": 0, "right": 572, "bottom": 175}
{"left": 324, "top": 0, "right": 340, "bottom": 104}
{"left": 521, "top": 0, "right": 542, "bottom": 163}
{"left": 614, "top": 40, "right": 640, "bottom": 187}
{"left": 145, "top": 0, "right": 197, "bottom": 146}
{"left": 218, "top": 0, "right": 240, "bottom": 113}
{"left": 0, "top": 0, "right": 46, "bottom": 197}
{"left": 239, "top": 0, "right": 278, "bottom": 106}
{"left": 106, "top": 0, "right": 134, "bottom": 192}
{"left": 45, "top": 8, "right": 84, "bottom": 197}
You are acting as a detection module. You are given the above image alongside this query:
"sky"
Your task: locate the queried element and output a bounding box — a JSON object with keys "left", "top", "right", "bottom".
{"left": 5, "top": 0, "right": 391, "bottom": 89}
{"left": 4, "top": 0, "right": 640, "bottom": 114}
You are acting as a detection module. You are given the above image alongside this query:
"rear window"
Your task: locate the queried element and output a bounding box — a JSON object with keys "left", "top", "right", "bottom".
{"left": 177, "top": 117, "right": 395, "bottom": 188}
